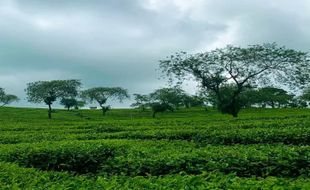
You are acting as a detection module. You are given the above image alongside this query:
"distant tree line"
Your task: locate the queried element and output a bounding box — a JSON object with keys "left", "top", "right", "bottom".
{"left": 1, "top": 43, "right": 310, "bottom": 119}
{"left": 130, "top": 86, "right": 310, "bottom": 117}
{"left": 131, "top": 87, "right": 204, "bottom": 117}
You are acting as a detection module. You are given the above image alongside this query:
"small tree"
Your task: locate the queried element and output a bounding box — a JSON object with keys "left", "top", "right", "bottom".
{"left": 0, "top": 88, "right": 19, "bottom": 107}
{"left": 256, "top": 87, "right": 294, "bottom": 108}
{"left": 60, "top": 98, "right": 78, "bottom": 110}
{"left": 81, "top": 87, "right": 129, "bottom": 116}
{"left": 26, "top": 80, "right": 81, "bottom": 119}
{"left": 151, "top": 103, "right": 174, "bottom": 118}
{"left": 160, "top": 43, "right": 310, "bottom": 117}
{"left": 131, "top": 94, "right": 150, "bottom": 111}
{"left": 75, "top": 100, "right": 86, "bottom": 110}
{"left": 150, "top": 87, "right": 186, "bottom": 109}
{"left": 181, "top": 94, "right": 205, "bottom": 108}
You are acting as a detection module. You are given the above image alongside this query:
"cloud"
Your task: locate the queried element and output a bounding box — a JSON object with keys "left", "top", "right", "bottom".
{"left": 0, "top": 0, "right": 309, "bottom": 107}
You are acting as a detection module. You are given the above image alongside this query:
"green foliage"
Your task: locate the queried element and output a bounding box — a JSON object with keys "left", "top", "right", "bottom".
{"left": 151, "top": 102, "right": 174, "bottom": 118}
{"left": 150, "top": 87, "right": 186, "bottom": 108}
{"left": 131, "top": 88, "right": 204, "bottom": 116}
{"left": 25, "top": 80, "right": 81, "bottom": 118}
{"left": 203, "top": 84, "right": 254, "bottom": 115}
{"left": 60, "top": 98, "right": 78, "bottom": 110}
{"left": 2, "top": 162, "right": 310, "bottom": 189}
{"left": 0, "top": 87, "right": 19, "bottom": 107}
{"left": 75, "top": 100, "right": 86, "bottom": 109}
{"left": 131, "top": 94, "right": 150, "bottom": 111}
{"left": 301, "top": 87, "right": 310, "bottom": 103}
{"left": 160, "top": 43, "right": 310, "bottom": 117}
{"left": 255, "top": 87, "right": 294, "bottom": 108}
{"left": 26, "top": 80, "right": 81, "bottom": 104}
{"left": 181, "top": 94, "right": 205, "bottom": 108}
{"left": 81, "top": 87, "right": 129, "bottom": 115}
{"left": 0, "top": 107, "right": 310, "bottom": 188}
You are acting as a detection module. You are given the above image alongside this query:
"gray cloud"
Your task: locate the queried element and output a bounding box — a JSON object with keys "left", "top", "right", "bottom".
{"left": 0, "top": 0, "right": 310, "bottom": 108}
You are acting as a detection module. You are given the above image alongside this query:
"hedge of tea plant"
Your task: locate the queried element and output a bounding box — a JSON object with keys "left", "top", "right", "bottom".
{"left": 0, "top": 107, "right": 309, "bottom": 189}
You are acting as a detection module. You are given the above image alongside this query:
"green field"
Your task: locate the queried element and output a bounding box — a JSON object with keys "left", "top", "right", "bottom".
{"left": 0, "top": 107, "right": 310, "bottom": 189}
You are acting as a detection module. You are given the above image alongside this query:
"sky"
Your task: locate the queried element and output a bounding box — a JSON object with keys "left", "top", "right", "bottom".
{"left": 1, "top": 0, "right": 310, "bottom": 108}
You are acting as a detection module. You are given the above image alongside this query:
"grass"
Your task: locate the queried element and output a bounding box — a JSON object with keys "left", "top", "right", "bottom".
{"left": 0, "top": 107, "right": 309, "bottom": 189}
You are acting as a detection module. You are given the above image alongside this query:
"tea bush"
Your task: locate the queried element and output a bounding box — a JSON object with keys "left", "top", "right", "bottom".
{"left": 0, "top": 107, "right": 309, "bottom": 189}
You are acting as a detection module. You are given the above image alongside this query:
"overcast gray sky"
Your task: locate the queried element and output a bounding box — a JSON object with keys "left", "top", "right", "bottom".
{"left": 1, "top": 0, "right": 310, "bottom": 108}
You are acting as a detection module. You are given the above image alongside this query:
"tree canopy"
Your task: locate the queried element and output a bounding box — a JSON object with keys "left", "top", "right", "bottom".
{"left": 160, "top": 43, "right": 310, "bottom": 117}
{"left": 131, "top": 94, "right": 150, "bottom": 111}
{"left": 81, "top": 87, "right": 129, "bottom": 115}
{"left": 60, "top": 98, "right": 78, "bottom": 110}
{"left": 0, "top": 88, "right": 19, "bottom": 107}
{"left": 255, "top": 87, "right": 294, "bottom": 108}
{"left": 26, "top": 80, "right": 81, "bottom": 119}
{"left": 149, "top": 87, "right": 186, "bottom": 109}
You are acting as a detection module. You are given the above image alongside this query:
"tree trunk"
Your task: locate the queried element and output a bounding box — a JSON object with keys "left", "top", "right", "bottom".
{"left": 152, "top": 111, "right": 156, "bottom": 118}
{"left": 48, "top": 104, "right": 52, "bottom": 119}
{"left": 102, "top": 108, "right": 106, "bottom": 116}
{"left": 229, "top": 98, "right": 239, "bottom": 118}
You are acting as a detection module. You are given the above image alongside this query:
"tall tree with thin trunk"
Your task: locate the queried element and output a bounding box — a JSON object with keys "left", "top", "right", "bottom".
{"left": 81, "top": 87, "right": 129, "bottom": 116}
{"left": 160, "top": 43, "right": 310, "bottom": 117}
{"left": 26, "top": 80, "right": 81, "bottom": 119}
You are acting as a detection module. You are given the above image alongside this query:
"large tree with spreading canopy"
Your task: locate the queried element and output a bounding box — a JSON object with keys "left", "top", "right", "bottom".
{"left": 160, "top": 43, "right": 310, "bottom": 117}
{"left": 26, "top": 80, "right": 81, "bottom": 119}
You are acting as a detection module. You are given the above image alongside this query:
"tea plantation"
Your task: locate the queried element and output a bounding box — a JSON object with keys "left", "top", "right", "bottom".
{"left": 0, "top": 107, "right": 310, "bottom": 189}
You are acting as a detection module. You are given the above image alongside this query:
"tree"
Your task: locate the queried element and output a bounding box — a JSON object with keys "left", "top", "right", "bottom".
{"left": 131, "top": 94, "right": 150, "bottom": 111}
{"left": 0, "top": 88, "right": 19, "bottom": 107}
{"left": 255, "top": 87, "right": 294, "bottom": 108}
{"left": 151, "top": 103, "right": 174, "bottom": 118}
{"left": 74, "top": 100, "right": 86, "bottom": 110}
{"left": 181, "top": 94, "right": 205, "bottom": 108}
{"left": 205, "top": 84, "right": 255, "bottom": 113}
{"left": 289, "top": 97, "right": 308, "bottom": 108}
{"left": 81, "top": 87, "right": 129, "bottom": 116}
{"left": 150, "top": 87, "right": 186, "bottom": 109}
{"left": 60, "top": 98, "right": 78, "bottom": 110}
{"left": 26, "top": 80, "right": 81, "bottom": 119}
{"left": 160, "top": 43, "right": 310, "bottom": 117}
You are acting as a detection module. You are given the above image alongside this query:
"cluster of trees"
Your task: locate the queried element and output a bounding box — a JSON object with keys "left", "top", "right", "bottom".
{"left": 25, "top": 80, "right": 129, "bottom": 119}
{"left": 160, "top": 43, "right": 310, "bottom": 117}
{"left": 130, "top": 86, "right": 310, "bottom": 117}
{"left": 204, "top": 86, "right": 310, "bottom": 109}
{"left": 131, "top": 87, "right": 204, "bottom": 117}
{"left": 1, "top": 43, "right": 310, "bottom": 119}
